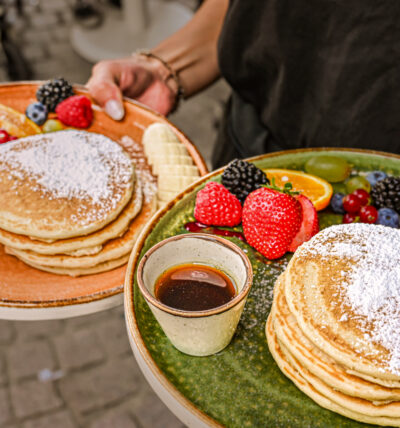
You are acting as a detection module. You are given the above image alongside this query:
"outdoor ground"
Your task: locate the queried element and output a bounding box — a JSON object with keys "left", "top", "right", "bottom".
{"left": 0, "top": 0, "right": 230, "bottom": 426}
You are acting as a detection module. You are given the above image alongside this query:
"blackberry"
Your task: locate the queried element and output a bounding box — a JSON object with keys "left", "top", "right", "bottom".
{"left": 221, "top": 159, "right": 269, "bottom": 203}
{"left": 371, "top": 176, "right": 400, "bottom": 213}
{"left": 36, "top": 78, "right": 74, "bottom": 112}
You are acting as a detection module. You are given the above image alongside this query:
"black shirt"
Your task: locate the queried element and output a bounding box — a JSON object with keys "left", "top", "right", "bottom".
{"left": 218, "top": 0, "right": 400, "bottom": 155}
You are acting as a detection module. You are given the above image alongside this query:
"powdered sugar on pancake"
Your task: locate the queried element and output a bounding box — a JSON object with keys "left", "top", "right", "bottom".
{"left": 298, "top": 223, "right": 400, "bottom": 374}
{"left": 0, "top": 130, "right": 133, "bottom": 205}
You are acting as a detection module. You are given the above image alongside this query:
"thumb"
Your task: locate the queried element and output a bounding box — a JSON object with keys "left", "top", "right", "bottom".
{"left": 86, "top": 67, "right": 125, "bottom": 121}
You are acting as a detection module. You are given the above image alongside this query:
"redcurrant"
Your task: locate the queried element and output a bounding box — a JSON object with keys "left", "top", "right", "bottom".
{"left": 359, "top": 205, "right": 378, "bottom": 224}
{"left": 343, "top": 213, "right": 359, "bottom": 223}
{"left": 352, "top": 189, "right": 370, "bottom": 206}
{"left": 0, "top": 129, "right": 10, "bottom": 144}
{"left": 342, "top": 194, "right": 361, "bottom": 214}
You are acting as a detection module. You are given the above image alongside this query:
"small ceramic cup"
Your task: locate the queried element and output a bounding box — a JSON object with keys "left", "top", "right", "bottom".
{"left": 136, "top": 233, "right": 253, "bottom": 356}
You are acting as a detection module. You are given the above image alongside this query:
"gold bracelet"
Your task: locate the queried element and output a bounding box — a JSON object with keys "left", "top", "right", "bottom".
{"left": 135, "top": 49, "right": 184, "bottom": 113}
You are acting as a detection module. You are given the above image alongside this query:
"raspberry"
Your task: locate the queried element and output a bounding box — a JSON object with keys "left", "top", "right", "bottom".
{"left": 194, "top": 182, "right": 242, "bottom": 227}
{"left": 55, "top": 95, "right": 93, "bottom": 128}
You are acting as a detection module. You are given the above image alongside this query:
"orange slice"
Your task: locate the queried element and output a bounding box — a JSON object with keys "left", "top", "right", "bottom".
{"left": 0, "top": 104, "right": 41, "bottom": 137}
{"left": 262, "top": 168, "right": 333, "bottom": 211}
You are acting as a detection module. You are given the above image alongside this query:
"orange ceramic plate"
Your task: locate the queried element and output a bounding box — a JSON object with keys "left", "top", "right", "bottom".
{"left": 0, "top": 82, "right": 208, "bottom": 320}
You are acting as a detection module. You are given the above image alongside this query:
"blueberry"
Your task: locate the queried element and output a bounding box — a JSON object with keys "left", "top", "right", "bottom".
{"left": 366, "top": 170, "right": 387, "bottom": 187}
{"left": 376, "top": 207, "right": 399, "bottom": 228}
{"left": 25, "top": 102, "right": 48, "bottom": 125}
{"left": 330, "top": 192, "right": 345, "bottom": 214}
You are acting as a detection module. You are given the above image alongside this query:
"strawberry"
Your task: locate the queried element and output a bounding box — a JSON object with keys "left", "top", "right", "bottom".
{"left": 242, "top": 187, "right": 302, "bottom": 259}
{"left": 55, "top": 95, "right": 93, "bottom": 128}
{"left": 194, "top": 182, "right": 242, "bottom": 227}
{"left": 288, "top": 194, "right": 319, "bottom": 252}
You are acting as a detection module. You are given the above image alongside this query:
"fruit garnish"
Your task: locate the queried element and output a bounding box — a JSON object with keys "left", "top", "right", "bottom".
{"left": 242, "top": 187, "right": 302, "bottom": 260}
{"left": 345, "top": 175, "right": 371, "bottom": 193}
{"left": 262, "top": 168, "right": 333, "bottom": 211}
{"left": 359, "top": 205, "right": 378, "bottom": 224}
{"left": 222, "top": 159, "right": 269, "bottom": 204}
{"left": 55, "top": 95, "right": 93, "bottom": 128}
{"left": 352, "top": 188, "right": 370, "bottom": 206}
{"left": 330, "top": 193, "right": 345, "bottom": 214}
{"left": 304, "top": 155, "right": 350, "bottom": 183}
{"left": 332, "top": 182, "right": 347, "bottom": 194}
{"left": 376, "top": 208, "right": 399, "bottom": 228}
{"left": 366, "top": 170, "right": 387, "bottom": 187}
{"left": 371, "top": 176, "right": 400, "bottom": 213}
{"left": 342, "top": 194, "right": 361, "bottom": 214}
{"left": 343, "top": 213, "right": 358, "bottom": 223}
{"left": 194, "top": 182, "right": 242, "bottom": 227}
{"left": 0, "top": 103, "right": 41, "bottom": 137}
{"left": 0, "top": 129, "right": 12, "bottom": 144}
{"left": 42, "top": 119, "right": 64, "bottom": 133}
{"left": 288, "top": 194, "right": 319, "bottom": 252}
{"left": 36, "top": 77, "right": 74, "bottom": 112}
{"left": 25, "top": 102, "right": 48, "bottom": 126}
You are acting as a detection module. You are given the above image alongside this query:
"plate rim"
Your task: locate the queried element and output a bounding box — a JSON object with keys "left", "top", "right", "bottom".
{"left": 124, "top": 147, "right": 400, "bottom": 427}
{"left": 0, "top": 81, "right": 208, "bottom": 314}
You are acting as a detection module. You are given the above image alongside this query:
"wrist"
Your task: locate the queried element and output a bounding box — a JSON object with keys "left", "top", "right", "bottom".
{"left": 133, "top": 50, "right": 184, "bottom": 112}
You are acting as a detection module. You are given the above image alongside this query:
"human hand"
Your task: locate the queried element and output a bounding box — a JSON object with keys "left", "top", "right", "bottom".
{"left": 86, "top": 55, "right": 179, "bottom": 120}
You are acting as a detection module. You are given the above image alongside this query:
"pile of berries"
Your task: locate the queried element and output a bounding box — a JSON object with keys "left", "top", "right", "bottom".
{"left": 194, "top": 160, "right": 319, "bottom": 260}
{"left": 330, "top": 171, "right": 400, "bottom": 228}
{"left": 0, "top": 129, "right": 18, "bottom": 144}
{"left": 25, "top": 78, "right": 93, "bottom": 130}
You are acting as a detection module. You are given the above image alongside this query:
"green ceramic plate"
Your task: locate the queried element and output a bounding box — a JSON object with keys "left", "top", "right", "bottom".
{"left": 125, "top": 148, "right": 400, "bottom": 428}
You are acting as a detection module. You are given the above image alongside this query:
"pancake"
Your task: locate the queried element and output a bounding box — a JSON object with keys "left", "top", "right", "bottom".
{"left": 0, "top": 130, "right": 135, "bottom": 240}
{"left": 23, "top": 254, "right": 130, "bottom": 277}
{"left": 272, "top": 274, "right": 400, "bottom": 401}
{"left": 266, "top": 314, "right": 400, "bottom": 427}
{"left": 284, "top": 224, "right": 400, "bottom": 382}
{"left": 0, "top": 179, "right": 143, "bottom": 255}
{"left": 5, "top": 196, "right": 155, "bottom": 272}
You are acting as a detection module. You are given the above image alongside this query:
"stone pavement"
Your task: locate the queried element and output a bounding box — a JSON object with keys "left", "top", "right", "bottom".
{"left": 0, "top": 0, "right": 230, "bottom": 427}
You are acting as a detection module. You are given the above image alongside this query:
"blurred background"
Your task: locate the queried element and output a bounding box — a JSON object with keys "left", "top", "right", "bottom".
{"left": 0, "top": 0, "right": 229, "bottom": 426}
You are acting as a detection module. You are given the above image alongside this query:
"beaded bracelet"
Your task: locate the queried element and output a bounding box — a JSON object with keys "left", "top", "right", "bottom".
{"left": 135, "top": 49, "right": 185, "bottom": 113}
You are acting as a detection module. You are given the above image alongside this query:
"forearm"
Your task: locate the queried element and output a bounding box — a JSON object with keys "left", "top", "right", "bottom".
{"left": 151, "top": 0, "right": 229, "bottom": 97}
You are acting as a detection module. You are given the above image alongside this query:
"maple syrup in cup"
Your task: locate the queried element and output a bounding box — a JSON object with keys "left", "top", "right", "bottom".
{"left": 155, "top": 264, "right": 237, "bottom": 311}
{"left": 136, "top": 233, "right": 253, "bottom": 356}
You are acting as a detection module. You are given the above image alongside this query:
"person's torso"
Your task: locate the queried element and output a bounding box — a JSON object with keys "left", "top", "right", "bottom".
{"left": 218, "top": 0, "right": 400, "bottom": 154}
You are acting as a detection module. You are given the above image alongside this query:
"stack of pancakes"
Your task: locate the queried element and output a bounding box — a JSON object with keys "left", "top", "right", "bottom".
{"left": 267, "top": 223, "right": 400, "bottom": 426}
{"left": 0, "top": 130, "right": 145, "bottom": 276}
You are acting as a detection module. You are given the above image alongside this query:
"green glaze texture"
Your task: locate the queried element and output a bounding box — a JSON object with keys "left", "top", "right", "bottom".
{"left": 133, "top": 150, "right": 400, "bottom": 428}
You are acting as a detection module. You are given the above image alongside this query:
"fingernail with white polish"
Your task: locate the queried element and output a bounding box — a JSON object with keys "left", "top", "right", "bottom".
{"left": 105, "top": 100, "right": 125, "bottom": 121}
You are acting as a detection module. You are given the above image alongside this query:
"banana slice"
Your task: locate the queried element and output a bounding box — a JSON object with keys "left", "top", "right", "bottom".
{"left": 145, "top": 142, "right": 188, "bottom": 156}
{"left": 142, "top": 123, "right": 180, "bottom": 147}
{"left": 157, "top": 189, "right": 178, "bottom": 201}
{"left": 155, "top": 165, "right": 200, "bottom": 177}
{"left": 151, "top": 155, "right": 193, "bottom": 174}
{"left": 147, "top": 144, "right": 188, "bottom": 165}
{"left": 157, "top": 175, "right": 198, "bottom": 191}
{"left": 142, "top": 122, "right": 201, "bottom": 207}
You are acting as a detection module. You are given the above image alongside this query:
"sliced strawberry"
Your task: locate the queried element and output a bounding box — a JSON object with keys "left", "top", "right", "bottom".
{"left": 288, "top": 194, "right": 319, "bottom": 252}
